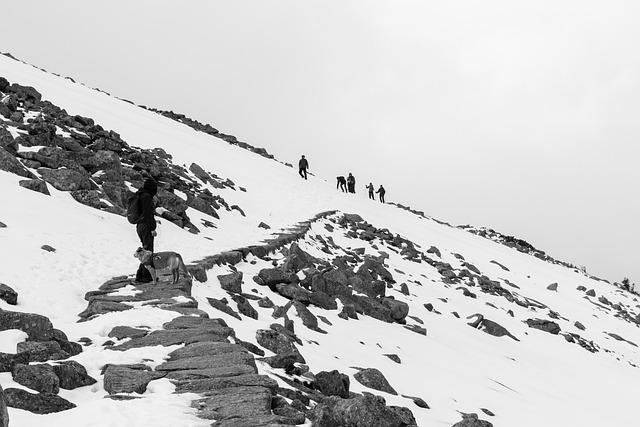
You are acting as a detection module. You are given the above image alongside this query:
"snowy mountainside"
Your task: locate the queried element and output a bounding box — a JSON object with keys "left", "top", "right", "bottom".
{"left": 1, "top": 53, "right": 640, "bottom": 427}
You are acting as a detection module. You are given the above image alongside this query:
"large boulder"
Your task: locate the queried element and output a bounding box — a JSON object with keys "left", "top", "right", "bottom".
{"left": 255, "top": 329, "right": 305, "bottom": 364}
{"left": 37, "top": 167, "right": 93, "bottom": 191}
{"left": 0, "top": 147, "right": 36, "bottom": 178}
{"left": 218, "top": 271, "right": 243, "bottom": 294}
{"left": 0, "top": 384, "right": 7, "bottom": 427}
{"left": 451, "top": 413, "right": 494, "bottom": 427}
{"left": 18, "top": 178, "right": 50, "bottom": 195}
{"left": 353, "top": 368, "right": 397, "bottom": 395}
{"left": 16, "top": 341, "right": 70, "bottom": 363}
{"left": 12, "top": 363, "right": 60, "bottom": 394}
{"left": 103, "top": 365, "right": 166, "bottom": 395}
{"left": 315, "top": 370, "right": 350, "bottom": 398}
{"left": 0, "top": 310, "right": 55, "bottom": 341}
{"left": 52, "top": 360, "right": 97, "bottom": 389}
{"left": 3, "top": 388, "right": 75, "bottom": 414}
{"left": 309, "top": 393, "right": 416, "bottom": 427}
{"left": 381, "top": 297, "right": 409, "bottom": 322}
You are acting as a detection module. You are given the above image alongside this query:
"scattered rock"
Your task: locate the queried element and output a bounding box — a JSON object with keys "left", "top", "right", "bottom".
{"left": 4, "top": 388, "right": 76, "bottom": 414}
{"left": 452, "top": 412, "right": 493, "bottom": 427}
{"left": 547, "top": 282, "right": 558, "bottom": 291}
{"left": 258, "top": 222, "right": 271, "bottom": 230}
{"left": 18, "top": 178, "right": 50, "bottom": 195}
{"left": 41, "top": 244, "right": 56, "bottom": 252}
{"left": 103, "top": 365, "right": 166, "bottom": 395}
{"left": 315, "top": 370, "right": 350, "bottom": 398}
{"left": 353, "top": 368, "right": 397, "bottom": 395}
{"left": 309, "top": 393, "right": 415, "bottom": 427}
{"left": 384, "top": 354, "right": 401, "bottom": 364}
{"left": 12, "top": 363, "right": 59, "bottom": 394}
{"left": 218, "top": 271, "right": 244, "bottom": 294}
{"left": 0, "top": 283, "right": 18, "bottom": 305}
{"left": 52, "top": 360, "right": 97, "bottom": 389}
{"left": 526, "top": 318, "right": 561, "bottom": 335}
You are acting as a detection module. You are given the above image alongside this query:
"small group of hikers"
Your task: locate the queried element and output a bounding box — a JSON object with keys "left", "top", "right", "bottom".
{"left": 298, "top": 155, "right": 386, "bottom": 203}
{"left": 336, "top": 173, "right": 385, "bottom": 203}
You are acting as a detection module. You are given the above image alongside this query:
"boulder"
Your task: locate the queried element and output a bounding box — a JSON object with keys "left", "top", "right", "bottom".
{"left": 18, "top": 178, "right": 50, "bottom": 195}
{"left": 37, "top": 167, "right": 93, "bottom": 191}
{"left": 0, "top": 383, "right": 8, "bottom": 427}
{"left": 381, "top": 297, "right": 409, "bottom": 321}
{"left": 12, "top": 363, "right": 59, "bottom": 394}
{"left": 52, "top": 360, "right": 97, "bottom": 389}
{"left": 255, "top": 329, "right": 305, "bottom": 363}
{"left": 0, "top": 352, "right": 29, "bottom": 373}
{"left": 309, "top": 393, "right": 415, "bottom": 427}
{"left": 452, "top": 413, "right": 494, "bottom": 427}
{"left": 103, "top": 365, "right": 166, "bottom": 395}
{"left": 0, "top": 283, "right": 18, "bottom": 305}
{"left": 231, "top": 295, "right": 259, "bottom": 320}
{"left": 0, "top": 310, "right": 55, "bottom": 341}
{"left": 4, "top": 388, "right": 76, "bottom": 414}
{"left": 16, "top": 341, "right": 70, "bottom": 362}
{"left": 218, "top": 271, "right": 243, "bottom": 294}
{"left": 353, "top": 368, "right": 397, "bottom": 395}
{"left": 0, "top": 147, "right": 36, "bottom": 178}
{"left": 315, "top": 370, "right": 350, "bottom": 398}
{"left": 254, "top": 268, "right": 294, "bottom": 288}
{"left": 526, "top": 318, "right": 561, "bottom": 335}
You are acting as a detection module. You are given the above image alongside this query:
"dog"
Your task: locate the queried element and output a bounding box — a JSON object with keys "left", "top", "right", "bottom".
{"left": 133, "top": 247, "right": 190, "bottom": 284}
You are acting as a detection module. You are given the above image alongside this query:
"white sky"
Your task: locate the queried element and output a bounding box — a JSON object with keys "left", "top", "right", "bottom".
{"left": 1, "top": 0, "right": 638, "bottom": 284}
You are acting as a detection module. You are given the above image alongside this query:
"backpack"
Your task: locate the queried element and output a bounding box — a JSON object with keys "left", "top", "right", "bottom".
{"left": 126, "top": 192, "right": 142, "bottom": 224}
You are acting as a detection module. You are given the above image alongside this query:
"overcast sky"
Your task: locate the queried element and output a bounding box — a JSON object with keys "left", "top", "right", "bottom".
{"left": 2, "top": 0, "right": 638, "bottom": 284}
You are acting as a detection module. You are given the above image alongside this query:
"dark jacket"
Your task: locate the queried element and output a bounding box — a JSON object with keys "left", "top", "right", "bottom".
{"left": 299, "top": 158, "right": 309, "bottom": 169}
{"left": 137, "top": 179, "right": 157, "bottom": 231}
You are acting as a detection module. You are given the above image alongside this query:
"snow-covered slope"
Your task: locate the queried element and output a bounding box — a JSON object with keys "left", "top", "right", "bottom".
{"left": 1, "top": 53, "right": 639, "bottom": 427}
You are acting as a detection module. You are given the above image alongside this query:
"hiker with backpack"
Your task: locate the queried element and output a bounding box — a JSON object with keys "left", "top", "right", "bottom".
{"left": 347, "top": 173, "right": 356, "bottom": 193}
{"left": 376, "top": 185, "right": 386, "bottom": 203}
{"left": 128, "top": 177, "right": 158, "bottom": 283}
{"left": 366, "top": 183, "right": 375, "bottom": 200}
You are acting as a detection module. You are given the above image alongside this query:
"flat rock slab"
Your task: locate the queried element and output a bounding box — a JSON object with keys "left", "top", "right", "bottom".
{"left": 211, "top": 413, "right": 299, "bottom": 427}
{"left": 157, "top": 353, "right": 257, "bottom": 372}
{"left": 173, "top": 373, "right": 279, "bottom": 393}
{"left": 166, "top": 341, "right": 246, "bottom": 360}
{"left": 109, "top": 329, "right": 231, "bottom": 351}
{"left": 103, "top": 365, "right": 166, "bottom": 395}
{"left": 4, "top": 388, "right": 76, "bottom": 414}
{"left": 163, "top": 316, "right": 229, "bottom": 331}
{"left": 165, "top": 365, "right": 256, "bottom": 381}
{"left": 192, "top": 385, "right": 272, "bottom": 420}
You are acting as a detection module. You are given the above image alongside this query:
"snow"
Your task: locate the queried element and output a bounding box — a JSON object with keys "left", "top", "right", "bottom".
{"left": 2, "top": 53, "right": 640, "bottom": 427}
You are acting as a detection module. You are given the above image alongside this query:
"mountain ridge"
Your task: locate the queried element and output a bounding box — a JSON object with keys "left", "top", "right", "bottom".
{"left": 1, "top": 52, "right": 640, "bottom": 427}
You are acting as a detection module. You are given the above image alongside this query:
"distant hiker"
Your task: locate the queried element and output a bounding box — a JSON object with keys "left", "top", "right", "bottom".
{"left": 134, "top": 178, "right": 158, "bottom": 283}
{"left": 347, "top": 173, "right": 356, "bottom": 193}
{"left": 298, "top": 155, "right": 309, "bottom": 179}
{"left": 376, "top": 185, "right": 386, "bottom": 203}
{"left": 337, "top": 176, "right": 347, "bottom": 192}
{"left": 366, "top": 183, "right": 375, "bottom": 200}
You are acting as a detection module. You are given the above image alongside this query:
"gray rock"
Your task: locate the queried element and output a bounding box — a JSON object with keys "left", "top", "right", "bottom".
{"left": 526, "top": 318, "right": 561, "bottom": 335}
{"left": 315, "top": 370, "right": 350, "bottom": 398}
{"left": 547, "top": 282, "right": 558, "bottom": 291}
{"left": 381, "top": 297, "right": 409, "bottom": 321}
{"left": 231, "top": 295, "right": 259, "bottom": 320}
{"left": 0, "top": 283, "right": 18, "bottom": 305}
{"left": 207, "top": 297, "right": 242, "bottom": 320}
{"left": 255, "top": 329, "right": 305, "bottom": 364}
{"left": 110, "top": 326, "right": 233, "bottom": 351}
{"left": 16, "top": 341, "right": 70, "bottom": 362}
{"left": 218, "top": 271, "right": 243, "bottom": 294}
{"left": 0, "top": 147, "right": 35, "bottom": 178}
{"left": 0, "top": 310, "right": 54, "bottom": 341}
{"left": 103, "top": 365, "right": 166, "bottom": 395}
{"left": 0, "top": 352, "right": 29, "bottom": 373}
{"left": 0, "top": 383, "right": 8, "bottom": 427}
{"left": 191, "top": 386, "right": 272, "bottom": 421}
{"left": 310, "top": 393, "right": 415, "bottom": 427}
{"left": 353, "top": 368, "right": 397, "bottom": 395}
{"left": 37, "top": 167, "right": 93, "bottom": 191}
{"left": 452, "top": 413, "right": 494, "bottom": 427}
{"left": 4, "top": 388, "right": 76, "bottom": 414}
{"left": 107, "top": 326, "right": 149, "bottom": 340}
{"left": 12, "top": 363, "right": 59, "bottom": 393}
{"left": 52, "top": 360, "right": 97, "bottom": 389}
{"left": 173, "top": 373, "right": 278, "bottom": 393}
{"left": 18, "top": 178, "right": 50, "bottom": 195}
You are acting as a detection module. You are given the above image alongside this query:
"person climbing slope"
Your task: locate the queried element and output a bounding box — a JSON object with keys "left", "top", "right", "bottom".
{"left": 376, "top": 185, "right": 386, "bottom": 203}
{"left": 133, "top": 177, "right": 158, "bottom": 283}
{"left": 298, "top": 155, "right": 309, "bottom": 179}
{"left": 366, "top": 183, "right": 375, "bottom": 200}
{"left": 336, "top": 176, "right": 347, "bottom": 192}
